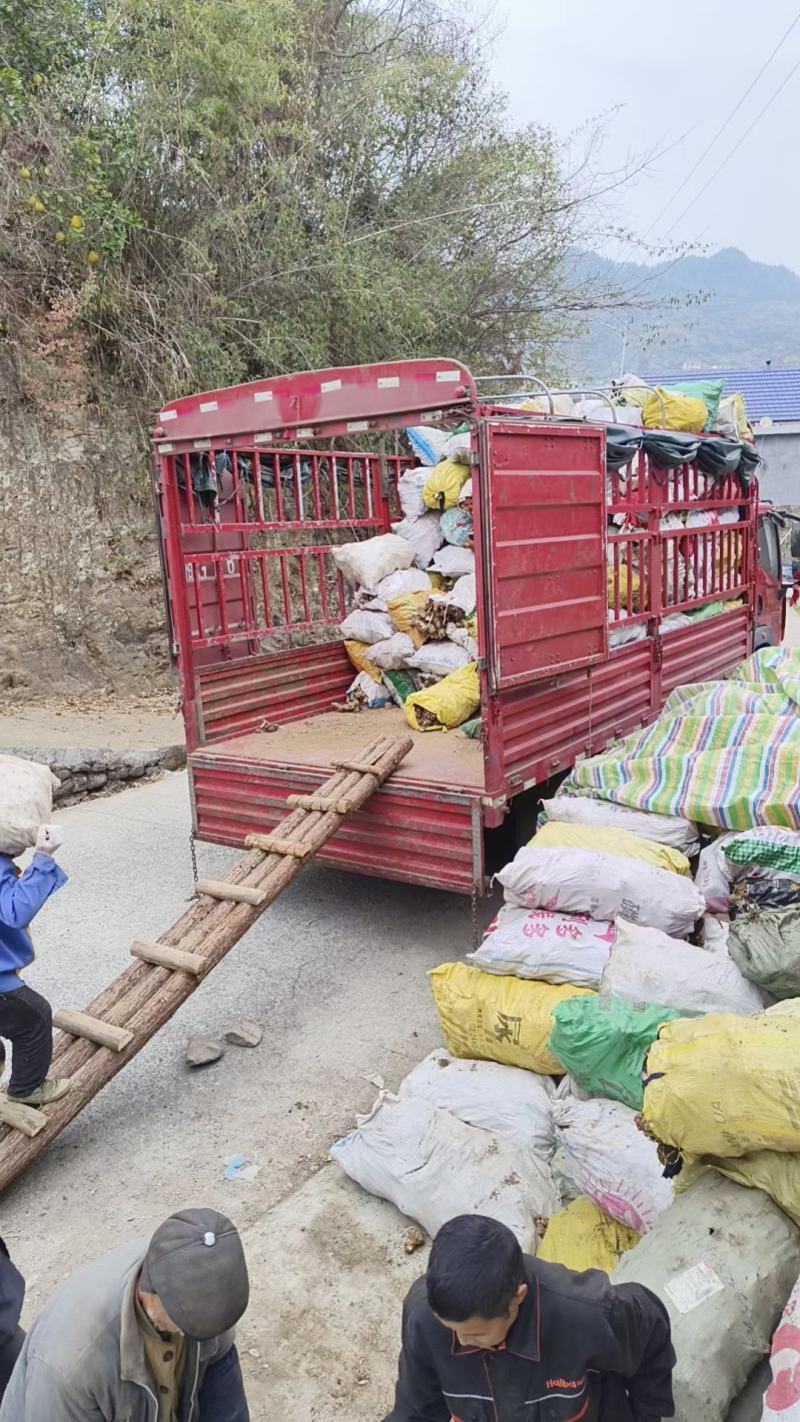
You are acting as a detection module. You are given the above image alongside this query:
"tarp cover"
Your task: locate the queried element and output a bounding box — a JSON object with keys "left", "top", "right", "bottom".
{"left": 568, "top": 648, "right": 800, "bottom": 831}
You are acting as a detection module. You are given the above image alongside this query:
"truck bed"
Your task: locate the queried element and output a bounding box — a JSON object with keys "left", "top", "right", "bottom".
{"left": 195, "top": 707, "right": 484, "bottom": 788}
{"left": 189, "top": 708, "right": 485, "bottom": 893}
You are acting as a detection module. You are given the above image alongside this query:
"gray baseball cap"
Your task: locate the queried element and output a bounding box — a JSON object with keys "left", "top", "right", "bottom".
{"left": 141, "top": 1208, "right": 249, "bottom": 1340}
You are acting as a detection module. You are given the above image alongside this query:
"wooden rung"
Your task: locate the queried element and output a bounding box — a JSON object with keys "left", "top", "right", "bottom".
{"left": 332, "top": 759, "right": 382, "bottom": 777}
{"left": 0, "top": 1098, "right": 49, "bottom": 1138}
{"left": 195, "top": 878, "right": 266, "bottom": 907}
{"left": 53, "top": 1010, "right": 134, "bottom": 1053}
{"left": 131, "top": 940, "right": 206, "bottom": 976}
{"left": 286, "top": 793, "right": 353, "bottom": 815}
{"left": 245, "top": 834, "right": 312, "bottom": 859}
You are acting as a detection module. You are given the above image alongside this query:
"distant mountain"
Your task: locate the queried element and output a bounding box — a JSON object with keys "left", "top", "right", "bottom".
{"left": 562, "top": 247, "right": 800, "bottom": 382}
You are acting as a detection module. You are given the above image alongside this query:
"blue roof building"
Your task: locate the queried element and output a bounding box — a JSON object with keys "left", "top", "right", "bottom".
{"left": 644, "top": 367, "right": 800, "bottom": 427}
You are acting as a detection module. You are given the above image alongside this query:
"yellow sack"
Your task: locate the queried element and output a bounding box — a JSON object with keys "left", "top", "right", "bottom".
{"left": 703, "top": 1149, "right": 800, "bottom": 1229}
{"left": 343, "top": 640, "right": 379, "bottom": 678}
{"left": 538, "top": 1196, "right": 639, "bottom": 1273}
{"left": 387, "top": 592, "right": 429, "bottom": 648}
{"left": 405, "top": 662, "right": 480, "bottom": 733}
{"left": 642, "top": 387, "right": 708, "bottom": 434}
{"left": 530, "top": 821, "right": 690, "bottom": 876}
{"left": 428, "top": 571, "right": 446, "bottom": 591}
{"left": 606, "top": 565, "right": 639, "bottom": 612}
{"left": 423, "top": 459, "right": 469, "bottom": 511}
{"left": 643, "top": 1008, "right": 800, "bottom": 1158}
{"left": 429, "top": 961, "right": 594, "bottom": 1074}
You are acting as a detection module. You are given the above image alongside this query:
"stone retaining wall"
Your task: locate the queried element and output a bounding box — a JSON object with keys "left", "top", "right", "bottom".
{"left": 1, "top": 745, "right": 187, "bottom": 808}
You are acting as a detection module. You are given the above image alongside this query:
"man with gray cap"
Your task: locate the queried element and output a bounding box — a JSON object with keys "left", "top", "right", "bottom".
{"left": 0, "top": 1207, "right": 250, "bottom": 1421}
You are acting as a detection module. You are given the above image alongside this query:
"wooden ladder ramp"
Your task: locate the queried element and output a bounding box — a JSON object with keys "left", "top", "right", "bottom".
{"left": 0, "top": 735, "right": 412, "bottom": 1191}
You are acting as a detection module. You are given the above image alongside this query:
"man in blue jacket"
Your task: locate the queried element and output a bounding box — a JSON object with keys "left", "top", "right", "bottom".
{"left": 0, "top": 824, "right": 71, "bottom": 1107}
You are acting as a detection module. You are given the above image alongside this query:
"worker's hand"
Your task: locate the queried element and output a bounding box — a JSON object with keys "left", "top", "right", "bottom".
{"left": 35, "top": 824, "right": 64, "bottom": 857}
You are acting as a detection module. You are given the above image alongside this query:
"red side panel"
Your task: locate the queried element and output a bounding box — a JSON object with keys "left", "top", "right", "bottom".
{"left": 190, "top": 758, "right": 483, "bottom": 894}
{"left": 477, "top": 421, "right": 607, "bottom": 691}
{"left": 660, "top": 606, "right": 752, "bottom": 699}
{"left": 484, "top": 640, "right": 656, "bottom": 801}
{"left": 196, "top": 645, "right": 353, "bottom": 746}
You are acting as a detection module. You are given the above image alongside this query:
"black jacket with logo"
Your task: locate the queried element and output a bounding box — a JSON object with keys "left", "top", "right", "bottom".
{"left": 383, "top": 1256, "right": 675, "bottom": 1422}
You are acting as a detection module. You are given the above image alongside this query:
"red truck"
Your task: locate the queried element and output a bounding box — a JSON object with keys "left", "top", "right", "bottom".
{"left": 151, "top": 358, "right": 784, "bottom": 895}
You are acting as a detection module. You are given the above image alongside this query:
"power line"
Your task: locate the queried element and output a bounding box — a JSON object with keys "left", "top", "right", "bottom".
{"left": 664, "top": 49, "right": 800, "bottom": 236}
{"left": 646, "top": 9, "right": 800, "bottom": 234}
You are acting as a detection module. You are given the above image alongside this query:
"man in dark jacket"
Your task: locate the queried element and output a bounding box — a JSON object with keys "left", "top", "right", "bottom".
{"left": 0, "top": 1238, "right": 24, "bottom": 1401}
{"left": 383, "top": 1214, "right": 675, "bottom": 1422}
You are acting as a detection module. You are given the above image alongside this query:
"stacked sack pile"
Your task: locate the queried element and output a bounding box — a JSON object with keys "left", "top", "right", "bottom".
{"left": 331, "top": 644, "right": 800, "bottom": 1422}
{"left": 330, "top": 424, "right": 480, "bottom": 733}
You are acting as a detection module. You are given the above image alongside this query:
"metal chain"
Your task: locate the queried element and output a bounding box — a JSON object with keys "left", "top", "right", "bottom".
{"left": 189, "top": 831, "right": 199, "bottom": 886}
{"left": 471, "top": 882, "right": 480, "bottom": 951}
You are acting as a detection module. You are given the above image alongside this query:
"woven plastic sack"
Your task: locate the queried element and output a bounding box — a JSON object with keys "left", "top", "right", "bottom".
{"left": 601, "top": 919, "right": 763, "bottom": 1018}
{"left": 331, "top": 533, "right": 413, "bottom": 591}
{"left": 703, "top": 1148, "right": 800, "bottom": 1230}
{"left": 398, "top": 1048, "right": 556, "bottom": 1158}
{"left": 697, "top": 828, "right": 800, "bottom": 915}
{"left": 422, "top": 459, "right": 469, "bottom": 512}
{"left": 440, "top": 506, "right": 473, "bottom": 547}
{"left": 429, "top": 961, "right": 593, "bottom": 1075}
{"left": 762, "top": 1271, "right": 800, "bottom": 1421}
{"left": 391, "top": 513, "right": 443, "bottom": 570}
{"left": 728, "top": 907, "right": 800, "bottom": 999}
{"left": 468, "top": 905, "right": 615, "bottom": 989}
{"left": 0, "top": 755, "right": 58, "bottom": 858}
{"left": 404, "top": 662, "right": 480, "bottom": 733}
{"left": 642, "top": 1007, "right": 800, "bottom": 1157}
{"left": 343, "top": 640, "right": 379, "bottom": 678}
{"left": 553, "top": 1098, "right": 674, "bottom": 1233}
{"left": 607, "top": 564, "right": 640, "bottom": 611}
{"left": 406, "top": 642, "right": 471, "bottom": 678}
{"left": 549, "top": 995, "right": 681, "bottom": 1111}
{"left": 541, "top": 796, "right": 699, "bottom": 854}
{"left": 382, "top": 669, "right": 418, "bottom": 706}
{"left": 405, "top": 426, "right": 448, "bottom": 466}
{"left": 612, "top": 1171, "right": 800, "bottom": 1422}
{"left": 666, "top": 378, "right": 724, "bottom": 427}
{"left": 376, "top": 568, "right": 432, "bottom": 600}
{"left": 643, "top": 387, "right": 708, "bottom": 434}
{"left": 531, "top": 821, "right": 690, "bottom": 876}
{"left": 339, "top": 609, "right": 394, "bottom": 645}
{"left": 429, "top": 544, "right": 474, "bottom": 578}
{"left": 386, "top": 591, "right": 429, "bottom": 648}
{"left": 330, "top": 1093, "right": 558, "bottom": 1248}
{"left": 396, "top": 468, "right": 429, "bottom": 519}
{"left": 538, "top": 1196, "right": 639, "bottom": 1273}
{"left": 365, "top": 633, "right": 416, "bottom": 671}
{"left": 496, "top": 845, "right": 705, "bottom": 936}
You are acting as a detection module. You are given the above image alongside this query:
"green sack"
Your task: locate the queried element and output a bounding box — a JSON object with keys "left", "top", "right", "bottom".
{"left": 459, "top": 716, "right": 483, "bottom": 739}
{"left": 728, "top": 907, "right": 800, "bottom": 999}
{"left": 548, "top": 996, "right": 681, "bottom": 1110}
{"left": 725, "top": 836, "right": 800, "bottom": 876}
{"left": 667, "top": 379, "right": 724, "bottom": 430}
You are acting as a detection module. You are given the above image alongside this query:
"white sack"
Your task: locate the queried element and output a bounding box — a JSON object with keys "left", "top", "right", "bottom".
{"left": 365, "top": 633, "right": 416, "bottom": 670}
{"left": 496, "top": 845, "right": 705, "bottom": 937}
{"left": 613, "top": 1172, "right": 800, "bottom": 1422}
{"left": 443, "top": 431, "right": 472, "bottom": 463}
{"left": 429, "top": 545, "right": 475, "bottom": 579}
{"left": 553, "top": 1097, "right": 674, "bottom": 1234}
{"left": 446, "top": 625, "right": 479, "bottom": 659}
{"left": 762, "top": 1270, "right": 800, "bottom": 1422}
{"left": 339, "top": 609, "right": 394, "bottom": 645}
{"left": 449, "top": 573, "right": 477, "bottom": 614}
{"left": 405, "top": 427, "right": 449, "bottom": 467}
{"left": 697, "top": 827, "right": 800, "bottom": 915}
{"left": 601, "top": 919, "right": 763, "bottom": 1017}
{"left": 398, "top": 1050, "right": 556, "bottom": 1158}
{"left": 391, "top": 513, "right": 443, "bottom": 570}
{"left": 396, "top": 469, "right": 430, "bottom": 520}
{"left": 541, "top": 797, "right": 699, "bottom": 854}
{"left": 0, "top": 755, "right": 58, "bottom": 857}
{"left": 469, "top": 906, "right": 615, "bottom": 989}
{"left": 376, "top": 568, "right": 432, "bottom": 600}
{"left": 330, "top": 1094, "right": 558, "bottom": 1248}
{"left": 407, "top": 642, "right": 471, "bottom": 677}
{"left": 332, "top": 533, "right": 414, "bottom": 592}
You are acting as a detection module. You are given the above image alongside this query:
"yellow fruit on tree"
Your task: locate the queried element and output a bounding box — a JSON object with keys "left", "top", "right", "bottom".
{"left": 70, "top": 215, "right": 83, "bottom": 231}
{"left": 31, "top": 73, "right": 43, "bottom": 86}
{"left": 19, "top": 166, "right": 31, "bottom": 180}
{"left": 55, "top": 231, "right": 66, "bottom": 243}
{"left": 87, "top": 250, "right": 99, "bottom": 265}
{"left": 32, "top": 199, "right": 45, "bottom": 214}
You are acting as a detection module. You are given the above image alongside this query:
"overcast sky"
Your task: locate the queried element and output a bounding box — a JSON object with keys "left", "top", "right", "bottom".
{"left": 489, "top": 0, "right": 800, "bottom": 272}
